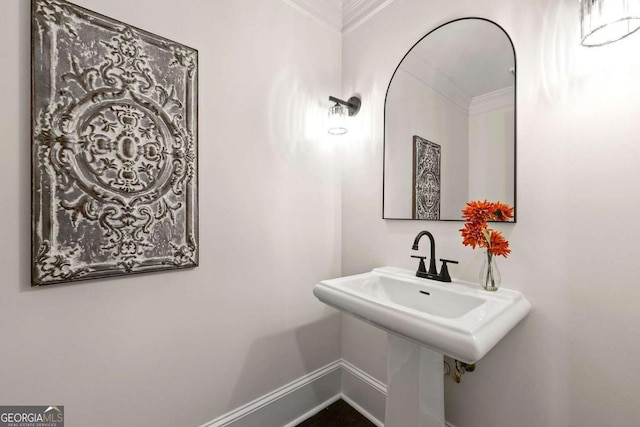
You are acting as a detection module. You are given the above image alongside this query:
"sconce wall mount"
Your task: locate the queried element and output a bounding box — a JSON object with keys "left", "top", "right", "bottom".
{"left": 329, "top": 96, "right": 361, "bottom": 116}
{"left": 327, "top": 95, "right": 361, "bottom": 135}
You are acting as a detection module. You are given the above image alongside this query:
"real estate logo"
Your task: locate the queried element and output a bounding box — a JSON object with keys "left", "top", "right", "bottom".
{"left": 0, "top": 406, "right": 64, "bottom": 427}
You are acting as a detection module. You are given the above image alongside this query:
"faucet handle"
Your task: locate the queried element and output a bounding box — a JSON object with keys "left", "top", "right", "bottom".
{"left": 438, "top": 259, "right": 458, "bottom": 282}
{"left": 411, "top": 255, "right": 427, "bottom": 274}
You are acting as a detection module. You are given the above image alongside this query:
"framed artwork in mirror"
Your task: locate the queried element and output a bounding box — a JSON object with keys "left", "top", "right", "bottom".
{"left": 412, "top": 136, "right": 441, "bottom": 220}
{"left": 31, "top": 0, "right": 199, "bottom": 286}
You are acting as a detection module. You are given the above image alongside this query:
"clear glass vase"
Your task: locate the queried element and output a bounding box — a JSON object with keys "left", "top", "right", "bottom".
{"left": 479, "top": 251, "right": 501, "bottom": 291}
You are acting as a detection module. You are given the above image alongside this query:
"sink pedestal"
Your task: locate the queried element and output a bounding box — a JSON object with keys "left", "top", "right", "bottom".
{"left": 385, "top": 335, "right": 445, "bottom": 427}
{"left": 314, "top": 267, "right": 531, "bottom": 425}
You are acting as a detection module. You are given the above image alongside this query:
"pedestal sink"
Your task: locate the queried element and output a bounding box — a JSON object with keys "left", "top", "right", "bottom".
{"left": 313, "top": 266, "right": 531, "bottom": 427}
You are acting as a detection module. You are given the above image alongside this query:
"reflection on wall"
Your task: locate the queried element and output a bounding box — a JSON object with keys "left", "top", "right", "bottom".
{"left": 383, "top": 18, "right": 515, "bottom": 221}
{"left": 384, "top": 69, "right": 515, "bottom": 220}
{"left": 468, "top": 89, "right": 515, "bottom": 203}
{"left": 384, "top": 67, "right": 468, "bottom": 219}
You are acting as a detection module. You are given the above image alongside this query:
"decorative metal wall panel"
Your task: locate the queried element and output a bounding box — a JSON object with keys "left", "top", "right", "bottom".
{"left": 31, "top": 0, "right": 198, "bottom": 286}
{"left": 412, "top": 136, "right": 441, "bottom": 220}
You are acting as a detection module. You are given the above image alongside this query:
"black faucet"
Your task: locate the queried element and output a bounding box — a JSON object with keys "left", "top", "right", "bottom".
{"left": 411, "top": 231, "right": 458, "bottom": 282}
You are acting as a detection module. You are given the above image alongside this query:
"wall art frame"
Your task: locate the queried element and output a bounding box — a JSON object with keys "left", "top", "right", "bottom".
{"left": 31, "top": 0, "right": 199, "bottom": 286}
{"left": 412, "top": 136, "right": 441, "bottom": 220}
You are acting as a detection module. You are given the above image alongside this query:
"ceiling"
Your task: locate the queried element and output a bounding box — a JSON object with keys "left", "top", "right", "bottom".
{"left": 283, "top": 1, "right": 515, "bottom": 110}
{"left": 409, "top": 19, "right": 515, "bottom": 98}
{"left": 284, "top": 0, "right": 395, "bottom": 33}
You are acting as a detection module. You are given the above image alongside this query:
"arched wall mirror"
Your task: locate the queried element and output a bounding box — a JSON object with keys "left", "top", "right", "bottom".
{"left": 383, "top": 18, "right": 516, "bottom": 221}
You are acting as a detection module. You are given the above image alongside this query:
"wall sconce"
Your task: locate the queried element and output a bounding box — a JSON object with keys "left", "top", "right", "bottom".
{"left": 327, "top": 95, "right": 361, "bottom": 135}
{"left": 580, "top": 0, "right": 640, "bottom": 46}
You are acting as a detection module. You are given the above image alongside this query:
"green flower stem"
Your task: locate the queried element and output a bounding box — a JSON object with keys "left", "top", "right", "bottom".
{"left": 482, "top": 228, "right": 492, "bottom": 249}
{"left": 485, "top": 251, "right": 495, "bottom": 289}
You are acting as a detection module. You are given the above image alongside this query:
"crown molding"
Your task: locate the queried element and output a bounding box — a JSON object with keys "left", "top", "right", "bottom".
{"left": 396, "top": 57, "right": 514, "bottom": 117}
{"left": 282, "top": 0, "right": 396, "bottom": 34}
{"left": 398, "top": 53, "right": 472, "bottom": 114}
{"left": 342, "top": 0, "right": 395, "bottom": 34}
{"left": 281, "top": 0, "right": 343, "bottom": 32}
{"left": 469, "top": 86, "right": 515, "bottom": 115}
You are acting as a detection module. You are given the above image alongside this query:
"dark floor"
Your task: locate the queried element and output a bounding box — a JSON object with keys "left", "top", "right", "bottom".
{"left": 296, "top": 399, "right": 376, "bottom": 427}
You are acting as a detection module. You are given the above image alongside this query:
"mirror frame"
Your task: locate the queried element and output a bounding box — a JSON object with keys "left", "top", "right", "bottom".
{"left": 382, "top": 17, "right": 517, "bottom": 222}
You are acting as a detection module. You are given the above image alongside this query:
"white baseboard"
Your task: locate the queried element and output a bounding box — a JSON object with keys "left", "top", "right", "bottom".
{"left": 341, "top": 359, "right": 457, "bottom": 427}
{"left": 199, "top": 360, "right": 342, "bottom": 427}
{"left": 341, "top": 360, "right": 386, "bottom": 426}
{"left": 341, "top": 393, "right": 384, "bottom": 427}
{"left": 282, "top": 394, "right": 341, "bottom": 427}
{"left": 341, "top": 359, "right": 387, "bottom": 395}
{"left": 199, "top": 359, "right": 457, "bottom": 427}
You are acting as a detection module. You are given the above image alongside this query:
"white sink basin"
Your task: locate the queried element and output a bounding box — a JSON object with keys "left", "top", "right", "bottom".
{"left": 313, "top": 266, "right": 531, "bottom": 363}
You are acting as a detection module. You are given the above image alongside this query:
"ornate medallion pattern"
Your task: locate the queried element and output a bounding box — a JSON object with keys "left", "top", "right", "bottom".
{"left": 32, "top": 0, "right": 198, "bottom": 285}
{"left": 413, "top": 136, "right": 441, "bottom": 220}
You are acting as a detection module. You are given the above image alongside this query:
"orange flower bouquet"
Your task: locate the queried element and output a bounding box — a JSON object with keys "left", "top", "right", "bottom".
{"left": 459, "top": 200, "right": 514, "bottom": 291}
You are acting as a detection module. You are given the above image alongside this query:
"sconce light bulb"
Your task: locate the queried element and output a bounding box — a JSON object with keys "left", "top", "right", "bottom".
{"left": 327, "top": 103, "right": 348, "bottom": 135}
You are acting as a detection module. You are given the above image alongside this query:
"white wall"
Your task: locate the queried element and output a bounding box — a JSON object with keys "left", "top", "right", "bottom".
{"left": 0, "top": 1, "right": 342, "bottom": 426}
{"left": 384, "top": 68, "right": 469, "bottom": 219}
{"left": 468, "top": 103, "right": 514, "bottom": 203}
{"left": 341, "top": 0, "right": 640, "bottom": 426}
